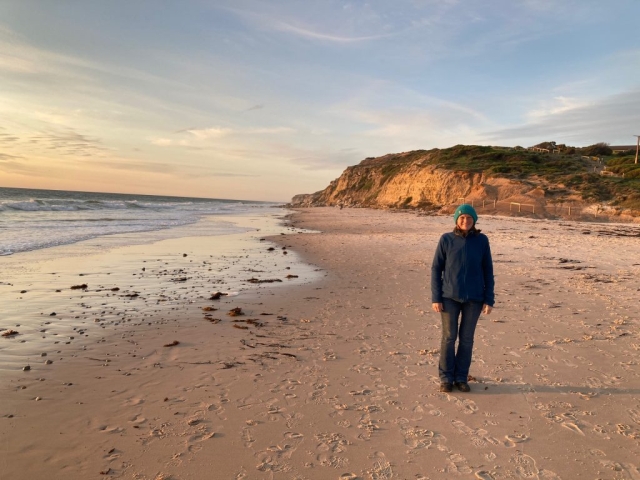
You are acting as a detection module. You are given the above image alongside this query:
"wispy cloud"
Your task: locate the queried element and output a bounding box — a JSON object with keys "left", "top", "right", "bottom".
{"left": 0, "top": 157, "right": 43, "bottom": 176}
{"left": 270, "top": 20, "right": 395, "bottom": 43}
{"left": 151, "top": 126, "right": 295, "bottom": 146}
{"left": 219, "top": 4, "right": 399, "bottom": 44}
{"left": 0, "top": 152, "right": 23, "bottom": 160}
{"left": 30, "top": 128, "right": 108, "bottom": 157}
{"left": 104, "top": 159, "right": 259, "bottom": 179}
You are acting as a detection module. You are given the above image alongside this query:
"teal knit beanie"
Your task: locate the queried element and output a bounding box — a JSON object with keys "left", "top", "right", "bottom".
{"left": 453, "top": 204, "right": 478, "bottom": 223}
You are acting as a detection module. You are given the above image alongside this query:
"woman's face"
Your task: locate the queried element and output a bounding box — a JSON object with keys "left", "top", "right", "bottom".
{"left": 456, "top": 214, "right": 475, "bottom": 231}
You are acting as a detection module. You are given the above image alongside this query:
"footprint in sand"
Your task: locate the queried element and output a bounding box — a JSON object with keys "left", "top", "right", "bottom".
{"left": 512, "top": 452, "right": 539, "bottom": 479}
{"left": 123, "top": 397, "right": 144, "bottom": 406}
{"left": 505, "top": 433, "right": 530, "bottom": 445}
{"left": 585, "top": 377, "right": 603, "bottom": 389}
{"left": 98, "top": 425, "right": 124, "bottom": 434}
{"left": 475, "top": 471, "right": 496, "bottom": 480}
{"left": 285, "top": 412, "right": 303, "bottom": 428}
{"left": 187, "top": 430, "right": 216, "bottom": 443}
{"left": 449, "top": 396, "right": 478, "bottom": 414}
{"left": 447, "top": 453, "right": 472, "bottom": 474}
{"left": 128, "top": 414, "right": 147, "bottom": 425}
{"left": 367, "top": 452, "right": 393, "bottom": 479}
{"left": 241, "top": 426, "right": 255, "bottom": 448}
{"left": 628, "top": 409, "right": 640, "bottom": 425}
{"left": 402, "top": 427, "right": 435, "bottom": 451}
{"left": 561, "top": 422, "right": 585, "bottom": 436}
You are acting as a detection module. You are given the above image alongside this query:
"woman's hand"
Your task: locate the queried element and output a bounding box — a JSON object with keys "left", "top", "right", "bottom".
{"left": 432, "top": 302, "right": 444, "bottom": 313}
{"left": 482, "top": 304, "right": 492, "bottom": 315}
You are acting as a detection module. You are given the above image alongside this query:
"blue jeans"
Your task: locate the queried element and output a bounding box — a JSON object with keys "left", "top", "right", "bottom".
{"left": 439, "top": 298, "right": 483, "bottom": 384}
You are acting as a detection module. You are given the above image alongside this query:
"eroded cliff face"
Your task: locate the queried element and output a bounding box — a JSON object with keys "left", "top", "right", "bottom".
{"left": 290, "top": 152, "right": 539, "bottom": 209}
{"left": 290, "top": 150, "right": 639, "bottom": 222}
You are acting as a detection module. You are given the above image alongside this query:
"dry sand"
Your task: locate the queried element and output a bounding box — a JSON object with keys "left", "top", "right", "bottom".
{"left": 1, "top": 207, "right": 640, "bottom": 479}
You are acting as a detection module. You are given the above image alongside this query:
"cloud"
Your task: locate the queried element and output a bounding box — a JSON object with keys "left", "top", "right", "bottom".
{"left": 220, "top": 5, "right": 398, "bottom": 44}
{"left": 151, "top": 126, "right": 295, "bottom": 146}
{"left": 526, "top": 96, "right": 589, "bottom": 120}
{"left": 0, "top": 121, "right": 109, "bottom": 158}
{"left": 0, "top": 157, "right": 43, "bottom": 176}
{"left": 246, "top": 104, "right": 264, "bottom": 111}
{"left": 103, "top": 159, "right": 259, "bottom": 178}
{"left": 269, "top": 143, "right": 362, "bottom": 171}
{"left": 30, "top": 128, "right": 108, "bottom": 157}
{"left": 0, "top": 133, "right": 20, "bottom": 144}
{"left": 0, "top": 152, "right": 23, "bottom": 160}
{"left": 483, "top": 88, "right": 640, "bottom": 145}
{"left": 185, "top": 127, "right": 234, "bottom": 140}
{"left": 269, "top": 20, "right": 395, "bottom": 43}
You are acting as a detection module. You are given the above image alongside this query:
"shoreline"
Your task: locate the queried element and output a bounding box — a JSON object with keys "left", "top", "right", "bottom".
{"left": 2, "top": 207, "right": 640, "bottom": 479}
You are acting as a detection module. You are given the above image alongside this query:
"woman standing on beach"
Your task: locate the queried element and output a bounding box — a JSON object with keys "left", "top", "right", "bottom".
{"left": 431, "top": 204, "right": 494, "bottom": 393}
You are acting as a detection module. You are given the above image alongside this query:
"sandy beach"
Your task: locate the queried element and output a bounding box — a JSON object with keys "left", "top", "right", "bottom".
{"left": 2, "top": 207, "right": 640, "bottom": 480}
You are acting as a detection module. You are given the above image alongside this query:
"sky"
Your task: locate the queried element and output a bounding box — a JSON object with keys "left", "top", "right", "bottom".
{"left": 1, "top": 0, "right": 639, "bottom": 201}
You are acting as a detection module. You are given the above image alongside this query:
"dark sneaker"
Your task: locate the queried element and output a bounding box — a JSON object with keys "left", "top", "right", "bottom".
{"left": 439, "top": 382, "right": 453, "bottom": 393}
{"left": 454, "top": 382, "right": 471, "bottom": 392}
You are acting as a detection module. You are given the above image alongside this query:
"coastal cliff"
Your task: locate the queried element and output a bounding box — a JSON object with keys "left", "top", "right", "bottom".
{"left": 290, "top": 146, "right": 640, "bottom": 221}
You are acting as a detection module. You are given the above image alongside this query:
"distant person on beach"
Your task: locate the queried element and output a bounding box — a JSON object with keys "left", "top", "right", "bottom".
{"left": 431, "top": 204, "right": 494, "bottom": 393}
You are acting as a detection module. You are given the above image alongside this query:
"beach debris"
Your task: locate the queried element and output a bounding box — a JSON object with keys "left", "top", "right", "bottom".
{"left": 210, "top": 292, "right": 228, "bottom": 300}
{"left": 20, "top": 290, "right": 27, "bottom": 294}
{"left": 2, "top": 330, "right": 19, "bottom": 337}
{"left": 123, "top": 293, "right": 139, "bottom": 298}
{"left": 23, "top": 365, "right": 31, "bottom": 371}
{"left": 44, "top": 360, "right": 53, "bottom": 365}
{"left": 221, "top": 361, "right": 243, "bottom": 369}
{"left": 99, "top": 468, "right": 112, "bottom": 475}
{"left": 202, "top": 306, "right": 217, "bottom": 311}
{"left": 267, "top": 247, "right": 275, "bottom": 251}
{"left": 233, "top": 319, "right": 263, "bottom": 327}
{"left": 35, "top": 396, "right": 42, "bottom": 401}
{"left": 70, "top": 284, "right": 88, "bottom": 290}
{"left": 418, "top": 349, "right": 438, "bottom": 355}
{"left": 283, "top": 251, "right": 288, "bottom": 255}
{"left": 183, "top": 253, "right": 188, "bottom": 257}
{"left": 172, "top": 277, "right": 188, "bottom": 282}
{"left": 228, "top": 307, "right": 244, "bottom": 316}
{"left": 233, "top": 324, "right": 249, "bottom": 330}
{"left": 279, "top": 353, "right": 297, "bottom": 359}
{"left": 111, "top": 287, "right": 120, "bottom": 291}
{"left": 246, "top": 278, "right": 282, "bottom": 283}
{"left": 205, "top": 318, "right": 221, "bottom": 324}
{"left": 49, "top": 312, "right": 56, "bottom": 316}
{"left": 285, "top": 274, "right": 298, "bottom": 279}
{"left": 163, "top": 341, "right": 180, "bottom": 347}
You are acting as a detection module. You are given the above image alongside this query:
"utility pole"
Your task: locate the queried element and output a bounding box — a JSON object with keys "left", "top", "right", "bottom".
{"left": 635, "top": 135, "right": 639, "bottom": 164}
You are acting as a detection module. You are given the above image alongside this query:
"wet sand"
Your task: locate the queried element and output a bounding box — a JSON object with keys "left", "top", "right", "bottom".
{"left": 1, "top": 207, "right": 640, "bottom": 479}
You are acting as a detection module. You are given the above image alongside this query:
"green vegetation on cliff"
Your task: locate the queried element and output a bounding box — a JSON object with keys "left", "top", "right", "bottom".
{"left": 401, "top": 144, "right": 640, "bottom": 209}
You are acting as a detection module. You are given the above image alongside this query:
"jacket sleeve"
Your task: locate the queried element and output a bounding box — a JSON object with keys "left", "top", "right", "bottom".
{"left": 482, "top": 237, "right": 495, "bottom": 306}
{"left": 431, "top": 235, "right": 446, "bottom": 303}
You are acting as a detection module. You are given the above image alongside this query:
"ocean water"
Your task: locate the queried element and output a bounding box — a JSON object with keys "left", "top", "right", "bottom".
{"left": 0, "top": 187, "right": 277, "bottom": 255}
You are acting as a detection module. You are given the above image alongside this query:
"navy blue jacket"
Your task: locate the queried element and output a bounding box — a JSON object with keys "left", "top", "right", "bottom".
{"left": 431, "top": 230, "right": 495, "bottom": 306}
